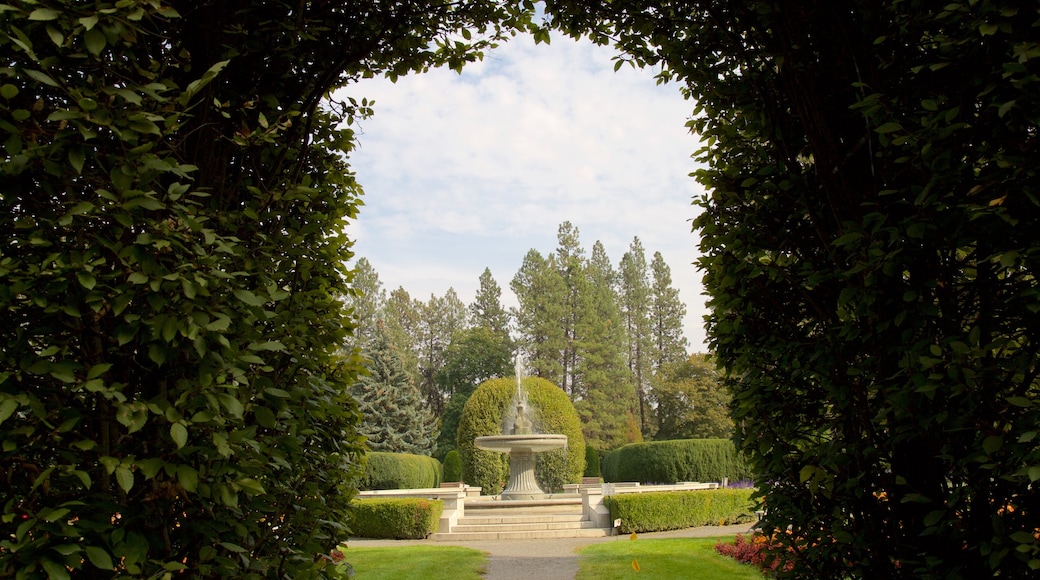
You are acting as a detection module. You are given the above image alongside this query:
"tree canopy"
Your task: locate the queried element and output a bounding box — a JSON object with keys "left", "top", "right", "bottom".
{"left": 0, "top": 1, "right": 532, "bottom": 576}
{"left": 543, "top": 0, "right": 1040, "bottom": 576}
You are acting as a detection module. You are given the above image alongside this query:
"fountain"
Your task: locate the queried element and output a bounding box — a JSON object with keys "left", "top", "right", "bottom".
{"left": 474, "top": 355, "right": 568, "bottom": 500}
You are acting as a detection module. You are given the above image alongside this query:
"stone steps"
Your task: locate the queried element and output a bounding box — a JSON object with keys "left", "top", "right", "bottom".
{"left": 430, "top": 511, "right": 611, "bottom": 541}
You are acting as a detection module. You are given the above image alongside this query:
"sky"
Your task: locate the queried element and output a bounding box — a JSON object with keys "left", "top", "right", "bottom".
{"left": 335, "top": 33, "right": 711, "bottom": 351}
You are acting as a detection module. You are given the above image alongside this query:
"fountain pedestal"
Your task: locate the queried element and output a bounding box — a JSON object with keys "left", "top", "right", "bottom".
{"left": 474, "top": 434, "right": 568, "bottom": 500}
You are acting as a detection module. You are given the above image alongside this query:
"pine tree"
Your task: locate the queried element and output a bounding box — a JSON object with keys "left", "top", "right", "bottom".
{"left": 575, "top": 241, "right": 642, "bottom": 449}
{"left": 381, "top": 287, "right": 421, "bottom": 385}
{"left": 649, "top": 251, "right": 689, "bottom": 369}
{"left": 618, "top": 237, "right": 653, "bottom": 437}
{"left": 511, "top": 249, "right": 567, "bottom": 384}
{"left": 345, "top": 257, "right": 385, "bottom": 347}
{"left": 470, "top": 267, "right": 511, "bottom": 337}
{"left": 350, "top": 324, "right": 437, "bottom": 455}
{"left": 415, "top": 289, "right": 468, "bottom": 416}
{"left": 555, "top": 221, "right": 589, "bottom": 397}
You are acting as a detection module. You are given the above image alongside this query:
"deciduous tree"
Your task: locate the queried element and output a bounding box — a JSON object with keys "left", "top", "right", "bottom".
{"left": 652, "top": 354, "right": 732, "bottom": 440}
{"left": 0, "top": 1, "right": 530, "bottom": 575}
{"left": 546, "top": 0, "right": 1040, "bottom": 575}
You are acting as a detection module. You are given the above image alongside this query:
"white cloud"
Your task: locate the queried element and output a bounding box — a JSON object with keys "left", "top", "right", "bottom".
{"left": 336, "top": 33, "right": 710, "bottom": 351}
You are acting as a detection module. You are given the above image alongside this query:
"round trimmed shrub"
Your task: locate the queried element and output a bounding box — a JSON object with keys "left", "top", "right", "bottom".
{"left": 360, "top": 452, "right": 443, "bottom": 490}
{"left": 442, "top": 450, "right": 462, "bottom": 482}
{"left": 601, "top": 439, "right": 752, "bottom": 484}
{"left": 457, "top": 377, "right": 585, "bottom": 495}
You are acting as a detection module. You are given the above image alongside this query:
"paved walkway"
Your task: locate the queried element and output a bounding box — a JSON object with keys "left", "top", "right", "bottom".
{"left": 347, "top": 523, "right": 752, "bottom": 580}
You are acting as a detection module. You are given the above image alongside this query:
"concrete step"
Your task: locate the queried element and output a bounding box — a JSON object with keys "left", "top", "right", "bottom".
{"left": 430, "top": 526, "right": 610, "bottom": 541}
{"left": 458, "top": 514, "right": 586, "bottom": 525}
{"left": 451, "top": 520, "right": 602, "bottom": 533}
{"left": 431, "top": 511, "right": 612, "bottom": 541}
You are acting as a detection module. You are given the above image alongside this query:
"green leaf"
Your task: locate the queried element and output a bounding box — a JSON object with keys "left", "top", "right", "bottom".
{"left": 217, "top": 394, "right": 244, "bottom": 419}
{"left": 84, "top": 545, "right": 114, "bottom": 570}
{"left": 25, "top": 69, "right": 59, "bottom": 87}
{"left": 1028, "top": 466, "right": 1040, "bottom": 482}
{"left": 40, "top": 559, "right": 71, "bottom": 580}
{"left": 86, "top": 363, "right": 112, "bottom": 379}
{"left": 254, "top": 406, "right": 276, "bottom": 428}
{"left": 875, "top": 122, "right": 902, "bottom": 134}
{"left": 979, "top": 22, "right": 999, "bottom": 36}
{"left": 76, "top": 270, "right": 96, "bottom": 290}
{"left": 84, "top": 27, "right": 106, "bottom": 56}
{"left": 983, "top": 435, "right": 1002, "bottom": 455}
{"left": 42, "top": 507, "right": 71, "bottom": 523}
{"left": 46, "top": 25, "right": 63, "bottom": 47}
{"left": 68, "top": 147, "right": 85, "bottom": 174}
{"left": 0, "top": 84, "right": 17, "bottom": 99}
{"left": 1007, "top": 396, "right": 1033, "bottom": 408}
{"left": 180, "top": 59, "right": 230, "bottom": 105}
{"left": 177, "top": 465, "right": 198, "bottom": 492}
{"left": 0, "top": 398, "right": 18, "bottom": 425}
{"left": 115, "top": 466, "right": 134, "bottom": 493}
{"left": 248, "top": 340, "right": 286, "bottom": 352}
{"left": 28, "top": 8, "right": 61, "bottom": 20}
{"left": 170, "top": 422, "right": 187, "bottom": 449}
{"left": 79, "top": 15, "right": 99, "bottom": 30}
{"left": 233, "top": 289, "right": 267, "bottom": 307}
{"left": 137, "top": 458, "right": 164, "bottom": 479}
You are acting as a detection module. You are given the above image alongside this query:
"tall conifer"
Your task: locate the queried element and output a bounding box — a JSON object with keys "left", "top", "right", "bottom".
{"left": 649, "top": 251, "right": 689, "bottom": 368}
{"left": 351, "top": 324, "right": 436, "bottom": 455}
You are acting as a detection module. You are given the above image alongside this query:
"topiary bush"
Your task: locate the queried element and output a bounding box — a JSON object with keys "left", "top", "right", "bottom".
{"left": 602, "top": 439, "right": 751, "bottom": 484}
{"left": 350, "top": 498, "right": 444, "bottom": 539}
{"left": 456, "top": 377, "right": 585, "bottom": 495}
{"left": 359, "top": 452, "right": 442, "bottom": 490}
{"left": 442, "top": 450, "right": 462, "bottom": 482}
{"left": 605, "top": 488, "right": 756, "bottom": 533}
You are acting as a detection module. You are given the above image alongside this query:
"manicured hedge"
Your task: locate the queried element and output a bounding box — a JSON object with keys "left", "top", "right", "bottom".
{"left": 443, "top": 450, "right": 462, "bottom": 482}
{"left": 350, "top": 498, "right": 444, "bottom": 539}
{"left": 605, "top": 489, "right": 756, "bottom": 534}
{"left": 601, "top": 439, "right": 751, "bottom": 484}
{"left": 359, "top": 452, "right": 443, "bottom": 490}
{"left": 457, "top": 377, "right": 585, "bottom": 495}
{"left": 584, "top": 446, "right": 602, "bottom": 478}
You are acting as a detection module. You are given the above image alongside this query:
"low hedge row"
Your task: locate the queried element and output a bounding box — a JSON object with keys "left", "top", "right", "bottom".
{"left": 605, "top": 489, "right": 756, "bottom": 534}
{"left": 350, "top": 498, "right": 444, "bottom": 539}
{"left": 601, "top": 439, "right": 751, "bottom": 484}
{"left": 359, "top": 452, "right": 443, "bottom": 490}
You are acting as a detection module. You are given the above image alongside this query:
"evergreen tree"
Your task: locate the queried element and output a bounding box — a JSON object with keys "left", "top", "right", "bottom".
{"left": 618, "top": 237, "right": 653, "bottom": 436}
{"left": 381, "top": 287, "right": 421, "bottom": 385}
{"left": 555, "top": 221, "right": 589, "bottom": 397}
{"left": 649, "top": 251, "right": 689, "bottom": 369}
{"left": 470, "top": 267, "right": 511, "bottom": 337}
{"left": 415, "top": 289, "right": 468, "bottom": 415}
{"left": 346, "top": 257, "right": 385, "bottom": 347}
{"left": 575, "top": 241, "right": 642, "bottom": 449}
{"left": 511, "top": 249, "right": 567, "bottom": 384}
{"left": 351, "top": 325, "right": 436, "bottom": 456}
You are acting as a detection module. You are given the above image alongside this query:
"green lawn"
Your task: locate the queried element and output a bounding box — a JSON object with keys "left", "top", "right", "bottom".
{"left": 577, "top": 536, "right": 764, "bottom": 580}
{"left": 340, "top": 537, "right": 762, "bottom": 580}
{"left": 341, "top": 545, "right": 486, "bottom": 580}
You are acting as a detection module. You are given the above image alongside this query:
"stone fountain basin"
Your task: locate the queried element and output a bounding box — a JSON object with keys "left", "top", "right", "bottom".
{"left": 474, "top": 434, "right": 568, "bottom": 454}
